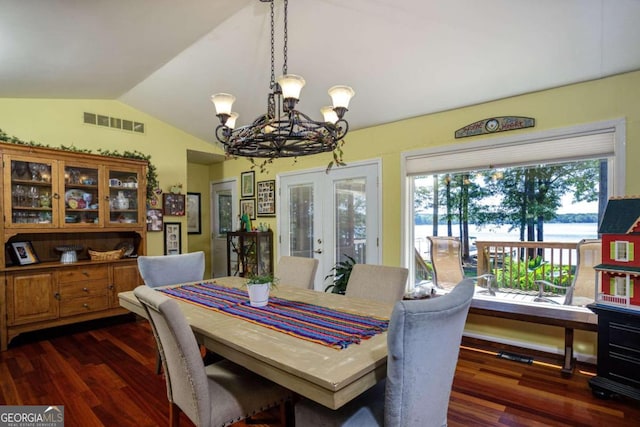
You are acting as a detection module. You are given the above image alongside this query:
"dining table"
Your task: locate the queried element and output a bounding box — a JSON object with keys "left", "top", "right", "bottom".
{"left": 118, "top": 276, "right": 394, "bottom": 410}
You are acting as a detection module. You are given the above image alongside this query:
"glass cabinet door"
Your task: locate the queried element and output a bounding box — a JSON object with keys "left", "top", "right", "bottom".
{"left": 62, "top": 163, "right": 101, "bottom": 226}
{"left": 106, "top": 167, "right": 141, "bottom": 226}
{"left": 4, "top": 156, "right": 57, "bottom": 227}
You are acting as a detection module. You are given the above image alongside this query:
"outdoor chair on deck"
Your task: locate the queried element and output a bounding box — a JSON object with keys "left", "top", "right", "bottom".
{"left": 427, "top": 236, "right": 495, "bottom": 295}
{"left": 134, "top": 286, "right": 292, "bottom": 427}
{"left": 294, "top": 279, "right": 475, "bottom": 427}
{"left": 345, "top": 264, "right": 409, "bottom": 303}
{"left": 276, "top": 256, "right": 319, "bottom": 289}
{"left": 535, "top": 239, "right": 601, "bottom": 306}
{"left": 138, "top": 251, "right": 206, "bottom": 373}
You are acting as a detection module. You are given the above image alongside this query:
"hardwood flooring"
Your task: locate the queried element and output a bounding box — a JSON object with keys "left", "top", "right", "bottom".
{"left": 1, "top": 316, "right": 638, "bottom": 426}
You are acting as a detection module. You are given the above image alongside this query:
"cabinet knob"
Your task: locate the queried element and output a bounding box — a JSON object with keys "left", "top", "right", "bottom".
{"left": 83, "top": 303, "right": 89, "bottom": 309}
{"left": 53, "top": 193, "right": 60, "bottom": 200}
{"left": 54, "top": 292, "right": 60, "bottom": 300}
{"left": 82, "top": 287, "right": 89, "bottom": 292}
{"left": 108, "top": 284, "right": 114, "bottom": 290}
{"left": 82, "top": 271, "right": 89, "bottom": 277}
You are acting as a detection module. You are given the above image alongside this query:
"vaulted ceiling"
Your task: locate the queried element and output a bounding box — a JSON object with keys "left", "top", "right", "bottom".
{"left": 2, "top": 0, "right": 639, "bottom": 148}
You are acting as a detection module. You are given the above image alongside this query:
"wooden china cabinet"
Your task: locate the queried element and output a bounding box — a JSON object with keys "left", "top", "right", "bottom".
{"left": 0, "top": 142, "right": 147, "bottom": 350}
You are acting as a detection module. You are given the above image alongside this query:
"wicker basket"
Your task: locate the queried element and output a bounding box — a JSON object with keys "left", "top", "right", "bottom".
{"left": 88, "top": 248, "right": 125, "bottom": 261}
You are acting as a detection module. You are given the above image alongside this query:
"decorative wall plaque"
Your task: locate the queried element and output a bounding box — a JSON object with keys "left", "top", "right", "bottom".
{"left": 455, "top": 116, "right": 535, "bottom": 139}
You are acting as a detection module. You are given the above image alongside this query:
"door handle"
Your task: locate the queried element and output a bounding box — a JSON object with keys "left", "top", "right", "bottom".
{"left": 313, "top": 249, "right": 322, "bottom": 254}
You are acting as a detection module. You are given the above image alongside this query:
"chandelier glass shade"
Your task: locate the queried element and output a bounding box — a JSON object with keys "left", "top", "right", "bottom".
{"left": 211, "top": 0, "right": 354, "bottom": 160}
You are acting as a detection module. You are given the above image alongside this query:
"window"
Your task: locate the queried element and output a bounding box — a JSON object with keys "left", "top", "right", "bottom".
{"left": 613, "top": 277, "right": 628, "bottom": 297}
{"left": 614, "top": 241, "right": 629, "bottom": 262}
{"left": 402, "top": 119, "right": 625, "bottom": 294}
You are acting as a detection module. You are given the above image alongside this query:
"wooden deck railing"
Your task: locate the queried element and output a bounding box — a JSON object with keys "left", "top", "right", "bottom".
{"left": 474, "top": 240, "right": 578, "bottom": 292}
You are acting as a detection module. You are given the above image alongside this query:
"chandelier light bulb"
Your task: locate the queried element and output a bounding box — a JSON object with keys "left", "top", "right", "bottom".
{"left": 328, "top": 85, "right": 355, "bottom": 109}
{"left": 277, "top": 74, "right": 306, "bottom": 100}
{"left": 211, "top": 93, "right": 236, "bottom": 116}
{"left": 321, "top": 106, "right": 339, "bottom": 124}
{"left": 226, "top": 112, "right": 239, "bottom": 129}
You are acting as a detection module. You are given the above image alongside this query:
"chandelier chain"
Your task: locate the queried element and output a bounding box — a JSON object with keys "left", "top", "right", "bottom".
{"left": 269, "top": 0, "right": 275, "bottom": 89}
{"left": 283, "top": 0, "right": 288, "bottom": 75}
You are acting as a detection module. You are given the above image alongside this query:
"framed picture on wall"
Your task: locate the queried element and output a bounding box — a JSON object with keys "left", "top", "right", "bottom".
{"left": 257, "top": 180, "right": 276, "bottom": 216}
{"left": 241, "top": 170, "right": 255, "bottom": 197}
{"left": 187, "top": 192, "right": 201, "bottom": 234}
{"left": 163, "top": 193, "right": 185, "bottom": 216}
{"left": 164, "top": 222, "right": 182, "bottom": 255}
{"left": 146, "top": 209, "right": 163, "bottom": 232}
{"left": 240, "top": 198, "right": 256, "bottom": 220}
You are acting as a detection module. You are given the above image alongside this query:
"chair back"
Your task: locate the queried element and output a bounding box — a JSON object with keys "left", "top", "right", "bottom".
{"left": 134, "top": 286, "right": 211, "bottom": 426}
{"left": 385, "top": 279, "right": 474, "bottom": 427}
{"left": 345, "top": 264, "right": 408, "bottom": 303}
{"left": 427, "top": 236, "right": 465, "bottom": 290}
{"left": 277, "top": 256, "right": 319, "bottom": 289}
{"left": 137, "top": 251, "right": 205, "bottom": 288}
{"left": 567, "top": 239, "right": 601, "bottom": 305}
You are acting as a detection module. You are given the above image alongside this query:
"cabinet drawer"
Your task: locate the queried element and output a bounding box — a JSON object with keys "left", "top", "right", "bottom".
{"left": 609, "top": 321, "right": 640, "bottom": 353}
{"left": 60, "top": 295, "right": 109, "bottom": 317}
{"left": 58, "top": 266, "right": 109, "bottom": 283}
{"left": 60, "top": 279, "right": 109, "bottom": 299}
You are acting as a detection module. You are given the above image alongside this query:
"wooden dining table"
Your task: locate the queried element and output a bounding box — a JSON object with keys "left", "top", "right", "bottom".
{"left": 118, "top": 276, "right": 394, "bottom": 410}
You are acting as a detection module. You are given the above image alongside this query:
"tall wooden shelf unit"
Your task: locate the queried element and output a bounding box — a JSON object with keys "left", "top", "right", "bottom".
{"left": 226, "top": 230, "right": 273, "bottom": 277}
{"left": 0, "top": 142, "right": 147, "bottom": 350}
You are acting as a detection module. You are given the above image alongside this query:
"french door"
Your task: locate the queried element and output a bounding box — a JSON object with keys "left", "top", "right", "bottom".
{"left": 210, "top": 179, "right": 237, "bottom": 278}
{"left": 279, "top": 161, "right": 381, "bottom": 290}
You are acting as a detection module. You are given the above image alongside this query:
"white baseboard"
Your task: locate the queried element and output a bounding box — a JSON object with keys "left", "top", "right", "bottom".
{"left": 463, "top": 331, "right": 597, "bottom": 365}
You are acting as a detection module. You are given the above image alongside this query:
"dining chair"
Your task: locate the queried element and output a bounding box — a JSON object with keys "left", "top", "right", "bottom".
{"left": 134, "top": 286, "right": 292, "bottom": 427}
{"left": 427, "top": 236, "right": 495, "bottom": 295}
{"left": 138, "top": 251, "right": 206, "bottom": 373}
{"left": 276, "top": 256, "right": 319, "bottom": 289}
{"left": 345, "top": 264, "right": 409, "bottom": 303}
{"left": 295, "top": 279, "right": 475, "bottom": 427}
{"left": 535, "top": 238, "right": 601, "bottom": 306}
{"left": 137, "top": 251, "right": 206, "bottom": 288}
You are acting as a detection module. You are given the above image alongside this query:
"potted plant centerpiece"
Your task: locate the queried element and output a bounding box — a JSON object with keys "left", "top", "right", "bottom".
{"left": 246, "top": 273, "right": 278, "bottom": 307}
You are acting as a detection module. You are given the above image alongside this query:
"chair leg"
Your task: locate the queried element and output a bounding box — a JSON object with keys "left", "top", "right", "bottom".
{"left": 169, "top": 402, "right": 180, "bottom": 427}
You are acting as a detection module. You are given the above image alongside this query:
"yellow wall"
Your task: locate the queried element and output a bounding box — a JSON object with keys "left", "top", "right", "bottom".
{"left": 0, "top": 98, "right": 222, "bottom": 255}
{"left": 186, "top": 162, "right": 212, "bottom": 277}
{"left": 208, "top": 70, "right": 640, "bottom": 360}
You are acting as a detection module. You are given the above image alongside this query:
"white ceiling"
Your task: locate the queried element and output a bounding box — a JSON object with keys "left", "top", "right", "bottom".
{"left": 2, "top": 0, "right": 640, "bottom": 150}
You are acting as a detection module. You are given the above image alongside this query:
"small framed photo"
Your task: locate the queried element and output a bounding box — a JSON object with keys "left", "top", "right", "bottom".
{"left": 241, "top": 170, "right": 255, "bottom": 198}
{"left": 146, "top": 209, "right": 163, "bottom": 232}
{"left": 187, "top": 192, "right": 201, "bottom": 234}
{"left": 240, "top": 198, "right": 256, "bottom": 220}
{"left": 9, "top": 241, "right": 40, "bottom": 265}
{"left": 164, "top": 222, "right": 182, "bottom": 255}
{"left": 257, "top": 180, "right": 276, "bottom": 217}
{"left": 163, "top": 193, "right": 186, "bottom": 216}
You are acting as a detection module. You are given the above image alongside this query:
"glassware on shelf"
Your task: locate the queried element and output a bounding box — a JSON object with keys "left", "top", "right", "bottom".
{"left": 28, "top": 186, "right": 39, "bottom": 207}
{"left": 13, "top": 184, "right": 25, "bottom": 206}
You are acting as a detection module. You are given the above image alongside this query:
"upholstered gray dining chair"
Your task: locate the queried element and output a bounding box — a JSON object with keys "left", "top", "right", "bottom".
{"left": 138, "top": 251, "right": 206, "bottom": 373}
{"left": 295, "top": 279, "right": 475, "bottom": 427}
{"left": 277, "top": 256, "right": 319, "bottom": 289}
{"left": 345, "top": 264, "right": 409, "bottom": 303}
{"left": 137, "top": 251, "right": 206, "bottom": 288}
{"left": 134, "top": 286, "right": 292, "bottom": 427}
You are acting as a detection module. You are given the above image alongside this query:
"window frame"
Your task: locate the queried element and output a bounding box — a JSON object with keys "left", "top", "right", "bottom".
{"left": 400, "top": 118, "right": 626, "bottom": 287}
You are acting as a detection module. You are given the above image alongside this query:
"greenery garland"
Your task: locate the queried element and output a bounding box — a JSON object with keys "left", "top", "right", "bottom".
{"left": 0, "top": 128, "right": 159, "bottom": 203}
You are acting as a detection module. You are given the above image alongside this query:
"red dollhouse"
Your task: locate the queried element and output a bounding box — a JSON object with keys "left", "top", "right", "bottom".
{"left": 594, "top": 196, "right": 640, "bottom": 310}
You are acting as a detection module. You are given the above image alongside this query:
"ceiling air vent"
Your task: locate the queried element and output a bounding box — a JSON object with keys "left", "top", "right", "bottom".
{"left": 83, "top": 112, "right": 145, "bottom": 134}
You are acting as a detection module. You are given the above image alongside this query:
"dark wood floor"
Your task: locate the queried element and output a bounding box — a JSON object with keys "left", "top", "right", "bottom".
{"left": 1, "top": 316, "right": 639, "bottom": 427}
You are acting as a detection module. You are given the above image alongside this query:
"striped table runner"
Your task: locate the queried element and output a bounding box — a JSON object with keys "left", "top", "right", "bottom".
{"left": 160, "top": 282, "right": 389, "bottom": 349}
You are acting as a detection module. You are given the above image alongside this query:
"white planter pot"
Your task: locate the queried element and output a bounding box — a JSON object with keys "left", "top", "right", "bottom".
{"left": 247, "top": 283, "right": 270, "bottom": 307}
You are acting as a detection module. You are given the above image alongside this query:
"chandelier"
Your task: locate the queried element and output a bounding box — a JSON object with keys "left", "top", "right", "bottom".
{"left": 211, "top": 0, "right": 354, "bottom": 164}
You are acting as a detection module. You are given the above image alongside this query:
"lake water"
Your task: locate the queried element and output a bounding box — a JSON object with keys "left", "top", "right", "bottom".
{"left": 414, "top": 222, "right": 598, "bottom": 257}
